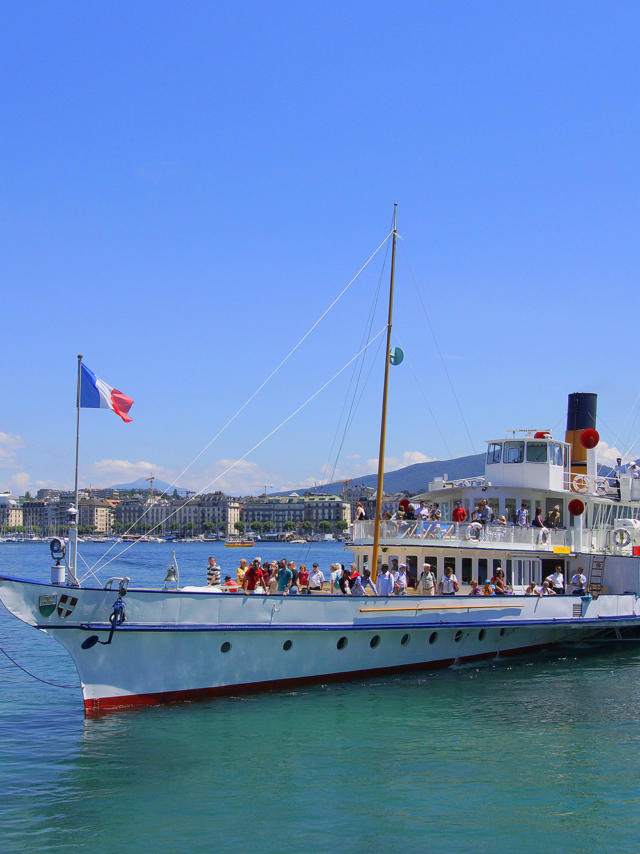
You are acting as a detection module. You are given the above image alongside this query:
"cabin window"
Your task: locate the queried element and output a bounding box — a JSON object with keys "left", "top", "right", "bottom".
{"left": 550, "top": 443, "right": 564, "bottom": 466}
{"left": 505, "top": 498, "right": 517, "bottom": 524}
{"left": 487, "top": 443, "right": 502, "bottom": 464}
{"left": 504, "top": 441, "right": 524, "bottom": 463}
{"left": 526, "top": 442, "right": 547, "bottom": 463}
{"left": 461, "top": 557, "right": 472, "bottom": 584}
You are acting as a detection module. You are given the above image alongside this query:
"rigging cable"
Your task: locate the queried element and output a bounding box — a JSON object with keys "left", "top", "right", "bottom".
{"left": 399, "top": 241, "right": 477, "bottom": 454}
{"left": 88, "top": 230, "right": 394, "bottom": 572}
{"left": 0, "top": 645, "right": 78, "bottom": 689}
{"left": 90, "top": 326, "right": 389, "bottom": 576}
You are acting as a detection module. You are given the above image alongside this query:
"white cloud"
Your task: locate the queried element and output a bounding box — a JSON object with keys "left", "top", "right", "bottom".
{"left": 596, "top": 441, "right": 627, "bottom": 467}
{"left": 11, "top": 472, "right": 31, "bottom": 490}
{"left": 367, "top": 450, "right": 437, "bottom": 471}
{"left": 0, "top": 432, "right": 25, "bottom": 468}
{"left": 91, "top": 459, "right": 162, "bottom": 483}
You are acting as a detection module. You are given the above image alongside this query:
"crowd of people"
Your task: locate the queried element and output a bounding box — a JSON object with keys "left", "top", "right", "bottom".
{"left": 205, "top": 556, "right": 588, "bottom": 598}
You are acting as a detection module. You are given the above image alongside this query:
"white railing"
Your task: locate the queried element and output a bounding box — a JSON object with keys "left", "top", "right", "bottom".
{"left": 351, "top": 520, "right": 638, "bottom": 556}
{"left": 563, "top": 473, "right": 617, "bottom": 497}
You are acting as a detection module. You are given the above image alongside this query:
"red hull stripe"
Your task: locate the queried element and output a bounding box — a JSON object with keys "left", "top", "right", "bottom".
{"left": 84, "top": 642, "right": 551, "bottom": 716}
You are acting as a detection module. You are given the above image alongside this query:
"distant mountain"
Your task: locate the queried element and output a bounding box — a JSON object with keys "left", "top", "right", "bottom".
{"left": 278, "top": 453, "right": 486, "bottom": 497}
{"left": 110, "top": 478, "right": 190, "bottom": 496}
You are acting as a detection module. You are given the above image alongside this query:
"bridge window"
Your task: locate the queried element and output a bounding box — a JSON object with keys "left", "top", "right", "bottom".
{"left": 504, "top": 441, "right": 524, "bottom": 463}
{"left": 487, "top": 443, "right": 502, "bottom": 464}
{"left": 550, "top": 443, "right": 564, "bottom": 466}
{"left": 526, "top": 442, "right": 547, "bottom": 463}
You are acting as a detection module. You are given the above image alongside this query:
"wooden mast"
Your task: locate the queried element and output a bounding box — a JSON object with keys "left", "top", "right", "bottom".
{"left": 371, "top": 204, "right": 397, "bottom": 582}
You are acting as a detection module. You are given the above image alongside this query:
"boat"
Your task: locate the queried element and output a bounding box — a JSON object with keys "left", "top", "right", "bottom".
{"left": 2, "top": 210, "right": 640, "bottom": 716}
{"left": 224, "top": 538, "right": 255, "bottom": 548}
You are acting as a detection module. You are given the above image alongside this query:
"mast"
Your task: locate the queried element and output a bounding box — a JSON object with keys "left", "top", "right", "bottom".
{"left": 371, "top": 204, "right": 398, "bottom": 581}
{"left": 68, "top": 354, "right": 82, "bottom": 585}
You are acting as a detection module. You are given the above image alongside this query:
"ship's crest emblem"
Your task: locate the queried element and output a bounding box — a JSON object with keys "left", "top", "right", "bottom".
{"left": 57, "top": 594, "right": 78, "bottom": 619}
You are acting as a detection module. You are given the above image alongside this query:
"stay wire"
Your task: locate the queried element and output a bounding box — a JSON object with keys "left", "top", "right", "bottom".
{"left": 92, "top": 327, "right": 389, "bottom": 575}
{"left": 398, "top": 241, "right": 477, "bottom": 454}
{"left": 406, "top": 359, "right": 453, "bottom": 459}
{"left": 0, "top": 645, "right": 78, "bottom": 690}
{"left": 323, "top": 238, "right": 390, "bottom": 486}
{"left": 89, "top": 230, "right": 394, "bottom": 572}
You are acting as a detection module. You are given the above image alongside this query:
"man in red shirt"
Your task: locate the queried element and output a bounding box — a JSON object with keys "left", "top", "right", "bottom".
{"left": 452, "top": 501, "right": 467, "bottom": 523}
{"left": 243, "top": 559, "right": 269, "bottom": 595}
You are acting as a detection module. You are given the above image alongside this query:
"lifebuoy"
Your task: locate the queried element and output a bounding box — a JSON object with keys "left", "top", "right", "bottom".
{"left": 594, "top": 479, "right": 608, "bottom": 496}
{"left": 466, "top": 522, "right": 482, "bottom": 540}
{"left": 572, "top": 475, "right": 589, "bottom": 494}
{"left": 613, "top": 529, "right": 631, "bottom": 547}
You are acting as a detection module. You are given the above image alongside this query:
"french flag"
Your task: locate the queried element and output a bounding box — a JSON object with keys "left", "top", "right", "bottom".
{"left": 80, "top": 363, "right": 134, "bottom": 423}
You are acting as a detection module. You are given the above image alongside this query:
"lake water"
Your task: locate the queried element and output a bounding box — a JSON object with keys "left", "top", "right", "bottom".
{"left": 2, "top": 541, "right": 640, "bottom": 853}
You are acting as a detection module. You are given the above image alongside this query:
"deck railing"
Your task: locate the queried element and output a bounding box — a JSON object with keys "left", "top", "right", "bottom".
{"left": 351, "top": 520, "right": 635, "bottom": 555}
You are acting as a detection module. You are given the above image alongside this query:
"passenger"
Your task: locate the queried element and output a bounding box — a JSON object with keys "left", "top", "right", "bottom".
{"left": 236, "top": 557, "right": 248, "bottom": 586}
{"left": 330, "top": 563, "right": 343, "bottom": 595}
{"left": 544, "top": 506, "right": 561, "bottom": 528}
{"left": 338, "top": 566, "right": 352, "bottom": 595}
{"left": 243, "top": 560, "right": 268, "bottom": 595}
{"left": 430, "top": 503, "right": 442, "bottom": 522}
{"left": 394, "top": 564, "right": 408, "bottom": 596}
{"left": 268, "top": 562, "right": 279, "bottom": 594}
{"left": 483, "top": 579, "right": 495, "bottom": 596}
{"left": 298, "top": 564, "right": 309, "bottom": 591}
{"left": 539, "top": 580, "right": 556, "bottom": 596}
{"left": 261, "top": 562, "right": 271, "bottom": 586}
{"left": 351, "top": 574, "right": 365, "bottom": 596}
{"left": 417, "top": 501, "right": 431, "bottom": 521}
{"left": 524, "top": 581, "right": 538, "bottom": 596}
{"left": 277, "top": 561, "right": 293, "bottom": 594}
{"left": 479, "top": 499, "right": 493, "bottom": 525}
{"left": 377, "top": 564, "right": 395, "bottom": 597}
{"left": 416, "top": 562, "right": 436, "bottom": 596}
{"left": 222, "top": 575, "right": 238, "bottom": 592}
{"left": 569, "top": 567, "right": 587, "bottom": 595}
{"left": 545, "top": 565, "right": 564, "bottom": 594}
{"left": 439, "top": 567, "right": 459, "bottom": 596}
{"left": 354, "top": 501, "right": 367, "bottom": 522}
{"left": 308, "top": 563, "right": 324, "bottom": 592}
{"left": 452, "top": 501, "right": 467, "bottom": 523}
{"left": 289, "top": 570, "right": 299, "bottom": 595}
{"left": 532, "top": 507, "right": 545, "bottom": 528}
{"left": 349, "top": 563, "right": 360, "bottom": 588}
{"left": 206, "top": 556, "right": 221, "bottom": 586}
{"left": 468, "top": 579, "right": 482, "bottom": 596}
{"left": 493, "top": 569, "right": 509, "bottom": 595}
{"left": 516, "top": 503, "right": 529, "bottom": 527}
{"left": 361, "top": 568, "right": 378, "bottom": 595}
{"left": 497, "top": 515, "right": 507, "bottom": 526}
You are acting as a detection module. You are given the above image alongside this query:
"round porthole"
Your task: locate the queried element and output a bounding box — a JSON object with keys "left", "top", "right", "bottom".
{"left": 370, "top": 635, "right": 380, "bottom": 648}
{"left": 283, "top": 639, "right": 292, "bottom": 651}
{"left": 499, "top": 628, "right": 506, "bottom": 638}
{"left": 478, "top": 629, "right": 486, "bottom": 641}
{"left": 337, "top": 636, "right": 348, "bottom": 650}
{"left": 220, "top": 641, "right": 231, "bottom": 653}
{"left": 454, "top": 630, "right": 463, "bottom": 643}
{"left": 401, "top": 633, "right": 410, "bottom": 646}
{"left": 429, "top": 632, "right": 438, "bottom": 644}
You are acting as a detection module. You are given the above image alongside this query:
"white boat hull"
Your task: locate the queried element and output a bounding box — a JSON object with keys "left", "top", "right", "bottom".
{"left": 2, "top": 575, "right": 639, "bottom": 715}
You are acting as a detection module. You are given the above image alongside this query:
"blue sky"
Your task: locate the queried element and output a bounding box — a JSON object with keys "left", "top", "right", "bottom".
{"left": 2, "top": 1, "right": 639, "bottom": 496}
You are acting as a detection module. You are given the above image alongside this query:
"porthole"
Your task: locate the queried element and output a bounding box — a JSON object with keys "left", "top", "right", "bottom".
{"left": 429, "top": 632, "right": 438, "bottom": 644}
{"left": 478, "top": 629, "right": 486, "bottom": 641}
{"left": 283, "top": 639, "right": 292, "bottom": 651}
{"left": 337, "top": 636, "right": 348, "bottom": 650}
{"left": 401, "top": 633, "right": 410, "bottom": 646}
{"left": 370, "top": 635, "right": 381, "bottom": 648}
{"left": 499, "top": 628, "right": 506, "bottom": 637}
{"left": 454, "top": 630, "right": 463, "bottom": 643}
{"left": 220, "top": 641, "right": 231, "bottom": 653}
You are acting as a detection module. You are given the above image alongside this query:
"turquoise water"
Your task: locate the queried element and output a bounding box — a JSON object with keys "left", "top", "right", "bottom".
{"left": 2, "top": 542, "right": 640, "bottom": 853}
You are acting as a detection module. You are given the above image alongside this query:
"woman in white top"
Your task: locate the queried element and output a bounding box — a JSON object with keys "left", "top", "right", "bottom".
{"left": 439, "top": 567, "right": 459, "bottom": 595}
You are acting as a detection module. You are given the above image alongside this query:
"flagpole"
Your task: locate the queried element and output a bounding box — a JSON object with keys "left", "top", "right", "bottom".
{"left": 69, "top": 354, "right": 82, "bottom": 585}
